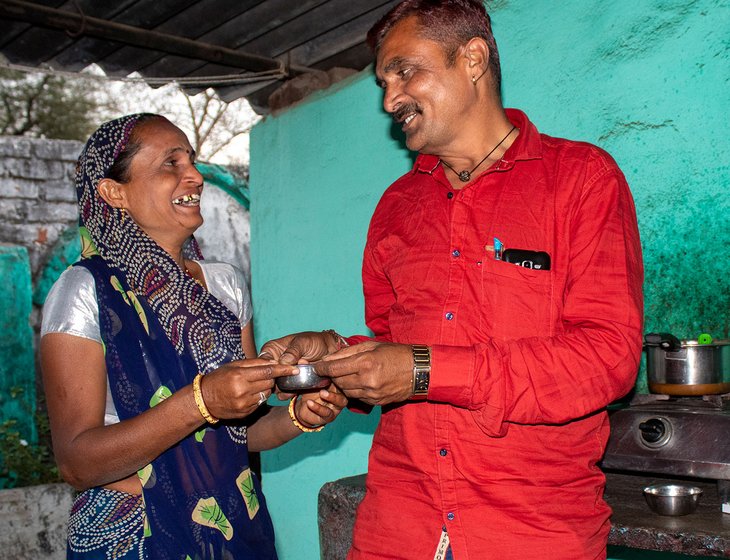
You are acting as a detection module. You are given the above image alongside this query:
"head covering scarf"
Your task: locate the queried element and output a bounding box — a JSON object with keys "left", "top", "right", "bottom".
{"left": 76, "top": 113, "right": 242, "bottom": 371}
{"left": 73, "top": 114, "right": 276, "bottom": 560}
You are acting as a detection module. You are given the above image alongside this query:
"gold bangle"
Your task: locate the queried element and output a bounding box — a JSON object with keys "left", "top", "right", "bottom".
{"left": 288, "top": 395, "right": 324, "bottom": 433}
{"left": 192, "top": 373, "right": 219, "bottom": 424}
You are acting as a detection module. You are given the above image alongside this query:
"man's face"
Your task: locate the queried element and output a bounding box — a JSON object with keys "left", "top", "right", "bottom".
{"left": 375, "top": 16, "right": 471, "bottom": 154}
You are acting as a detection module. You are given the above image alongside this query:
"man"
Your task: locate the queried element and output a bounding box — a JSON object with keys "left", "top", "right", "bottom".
{"left": 262, "top": 1, "right": 643, "bottom": 558}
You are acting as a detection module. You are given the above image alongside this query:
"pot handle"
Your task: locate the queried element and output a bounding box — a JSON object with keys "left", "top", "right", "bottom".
{"left": 644, "top": 332, "right": 682, "bottom": 351}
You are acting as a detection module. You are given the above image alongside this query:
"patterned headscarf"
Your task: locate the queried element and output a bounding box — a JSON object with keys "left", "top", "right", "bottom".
{"left": 75, "top": 114, "right": 244, "bottom": 371}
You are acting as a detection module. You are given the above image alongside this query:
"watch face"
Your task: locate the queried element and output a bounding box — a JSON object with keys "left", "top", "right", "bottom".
{"left": 413, "top": 371, "right": 430, "bottom": 393}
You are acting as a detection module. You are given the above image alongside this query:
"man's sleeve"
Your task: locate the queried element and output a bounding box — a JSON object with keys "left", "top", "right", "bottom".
{"left": 359, "top": 243, "right": 395, "bottom": 342}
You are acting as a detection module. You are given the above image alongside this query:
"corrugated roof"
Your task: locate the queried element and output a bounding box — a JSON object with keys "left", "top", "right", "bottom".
{"left": 0, "top": 0, "right": 399, "bottom": 113}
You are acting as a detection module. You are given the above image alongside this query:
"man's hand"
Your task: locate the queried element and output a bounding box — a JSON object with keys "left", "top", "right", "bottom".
{"left": 259, "top": 331, "right": 335, "bottom": 365}
{"left": 314, "top": 342, "right": 414, "bottom": 406}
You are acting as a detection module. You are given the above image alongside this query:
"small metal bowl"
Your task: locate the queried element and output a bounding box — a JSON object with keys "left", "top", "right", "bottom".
{"left": 643, "top": 484, "right": 702, "bottom": 516}
{"left": 276, "top": 364, "right": 330, "bottom": 392}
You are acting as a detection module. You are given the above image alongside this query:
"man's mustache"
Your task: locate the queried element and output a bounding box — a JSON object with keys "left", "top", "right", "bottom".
{"left": 392, "top": 104, "right": 422, "bottom": 123}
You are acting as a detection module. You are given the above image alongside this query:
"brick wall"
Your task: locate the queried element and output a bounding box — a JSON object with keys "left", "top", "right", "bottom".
{"left": 0, "top": 137, "right": 82, "bottom": 285}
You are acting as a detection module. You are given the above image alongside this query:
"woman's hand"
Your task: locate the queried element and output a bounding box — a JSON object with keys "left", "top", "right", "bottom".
{"left": 295, "top": 384, "right": 348, "bottom": 428}
{"left": 201, "top": 358, "right": 297, "bottom": 420}
{"left": 247, "top": 381, "right": 348, "bottom": 452}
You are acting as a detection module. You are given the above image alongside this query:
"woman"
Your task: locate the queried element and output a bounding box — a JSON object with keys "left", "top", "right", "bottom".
{"left": 40, "top": 114, "right": 347, "bottom": 560}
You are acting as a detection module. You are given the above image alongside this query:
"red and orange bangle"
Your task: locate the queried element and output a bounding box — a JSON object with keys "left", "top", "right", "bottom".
{"left": 288, "top": 395, "right": 324, "bottom": 433}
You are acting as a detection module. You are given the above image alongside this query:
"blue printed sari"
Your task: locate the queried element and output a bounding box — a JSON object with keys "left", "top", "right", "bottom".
{"left": 71, "top": 256, "right": 276, "bottom": 560}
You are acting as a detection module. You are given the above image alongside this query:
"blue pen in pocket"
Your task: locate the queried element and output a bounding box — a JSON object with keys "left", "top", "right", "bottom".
{"left": 493, "top": 237, "right": 503, "bottom": 260}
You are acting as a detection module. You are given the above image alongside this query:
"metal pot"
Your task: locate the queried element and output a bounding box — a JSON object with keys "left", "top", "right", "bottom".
{"left": 644, "top": 333, "right": 730, "bottom": 396}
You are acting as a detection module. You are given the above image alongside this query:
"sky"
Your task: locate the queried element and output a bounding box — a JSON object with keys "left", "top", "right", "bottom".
{"left": 86, "top": 64, "right": 260, "bottom": 166}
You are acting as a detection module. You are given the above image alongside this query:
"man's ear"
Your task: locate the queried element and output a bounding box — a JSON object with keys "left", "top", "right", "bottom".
{"left": 97, "top": 178, "right": 126, "bottom": 208}
{"left": 463, "top": 37, "right": 490, "bottom": 79}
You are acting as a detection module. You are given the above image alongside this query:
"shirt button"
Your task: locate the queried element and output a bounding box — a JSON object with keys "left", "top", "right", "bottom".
{"left": 445, "top": 312, "right": 454, "bottom": 320}
{"left": 440, "top": 449, "right": 447, "bottom": 456}
{"left": 451, "top": 249, "right": 460, "bottom": 258}
{"left": 447, "top": 192, "right": 454, "bottom": 199}
{"left": 447, "top": 512, "right": 455, "bottom": 521}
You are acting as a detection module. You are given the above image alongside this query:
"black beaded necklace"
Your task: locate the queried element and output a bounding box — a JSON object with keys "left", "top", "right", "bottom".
{"left": 440, "top": 125, "right": 516, "bottom": 182}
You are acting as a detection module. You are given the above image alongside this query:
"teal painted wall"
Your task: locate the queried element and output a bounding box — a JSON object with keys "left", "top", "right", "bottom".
{"left": 250, "top": 1, "right": 729, "bottom": 558}
{"left": 250, "top": 73, "right": 396, "bottom": 560}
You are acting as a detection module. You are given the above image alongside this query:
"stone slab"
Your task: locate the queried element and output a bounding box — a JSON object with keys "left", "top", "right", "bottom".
{"left": 0, "top": 483, "right": 75, "bottom": 560}
{"left": 319, "top": 474, "right": 365, "bottom": 560}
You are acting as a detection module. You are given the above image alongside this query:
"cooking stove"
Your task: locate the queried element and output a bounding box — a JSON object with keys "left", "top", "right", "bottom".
{"left": 601, "top": 392, "right": 730, "bottom": 510}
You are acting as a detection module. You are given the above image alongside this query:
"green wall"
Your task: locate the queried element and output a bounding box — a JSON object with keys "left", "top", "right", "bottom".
{"left": 250, "top": 1, "right": 729, "bottom": 558}
{"left": 0, "top": 245, "right": 36, "bottom": 445}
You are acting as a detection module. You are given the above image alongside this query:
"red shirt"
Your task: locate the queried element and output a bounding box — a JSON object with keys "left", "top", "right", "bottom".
{"left": 347, "top": 109, "right": 644, "bottom": 560}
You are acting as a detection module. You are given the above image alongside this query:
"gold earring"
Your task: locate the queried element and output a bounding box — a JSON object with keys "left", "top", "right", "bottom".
{"left": 472, "top": 68, "right": 487, "bottom": 86}
{"left": 120, "top": 208, "right": 127, "bottom": 223}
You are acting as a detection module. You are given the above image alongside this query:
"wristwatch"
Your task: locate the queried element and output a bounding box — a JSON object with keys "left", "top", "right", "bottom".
{"left": 410, "top": 345, "right": 431, "bottom": 400}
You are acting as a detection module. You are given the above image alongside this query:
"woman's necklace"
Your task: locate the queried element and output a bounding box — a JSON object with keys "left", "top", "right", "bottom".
{"left": 179, "top": 258, "right": 193, "bottom": 278}
{"left": 183, "top": 260, "right": 203, "bottom": 286}
{"left": 440, "top": 125, "right": 516, "bottom": 183}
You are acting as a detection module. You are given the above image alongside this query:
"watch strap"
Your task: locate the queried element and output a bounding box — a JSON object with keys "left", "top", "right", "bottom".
{"left": 410, "top": 344, "right": 431, "bottom": 400}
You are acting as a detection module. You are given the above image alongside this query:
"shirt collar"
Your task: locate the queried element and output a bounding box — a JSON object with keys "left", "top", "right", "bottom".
{"left": 411, "top": 108, "right": 543, "bottom": 175}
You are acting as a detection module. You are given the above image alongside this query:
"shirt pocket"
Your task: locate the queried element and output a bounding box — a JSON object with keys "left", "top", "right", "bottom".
{"left": 480, "top": 257, "right": 553, "bottom": 339}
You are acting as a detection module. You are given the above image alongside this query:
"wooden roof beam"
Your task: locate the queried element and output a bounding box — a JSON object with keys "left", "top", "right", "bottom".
{"left": 0, "top": 0, "right": 312, "bottom": 76}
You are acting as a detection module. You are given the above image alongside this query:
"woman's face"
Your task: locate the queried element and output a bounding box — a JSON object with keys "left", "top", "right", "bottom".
{"left": 115, "top": 118, "right": 204, "bottom": 246}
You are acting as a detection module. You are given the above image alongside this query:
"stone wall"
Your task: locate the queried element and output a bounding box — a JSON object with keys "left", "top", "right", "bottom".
{"left": 0, "top": 137, "right": 82, "bottom": 328}
{"left": 0, "top": 137, "right": 81, "bottom": 454}
{"left": 0, "top": 137, "right": 81, "bottom": 274}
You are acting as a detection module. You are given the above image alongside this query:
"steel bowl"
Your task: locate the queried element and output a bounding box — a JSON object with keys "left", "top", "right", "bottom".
{"left": 643, "top": 484, "right": 702, "bottom": 516}
{"left": 276, "top": 364, "right": 330, "bottom": 392}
